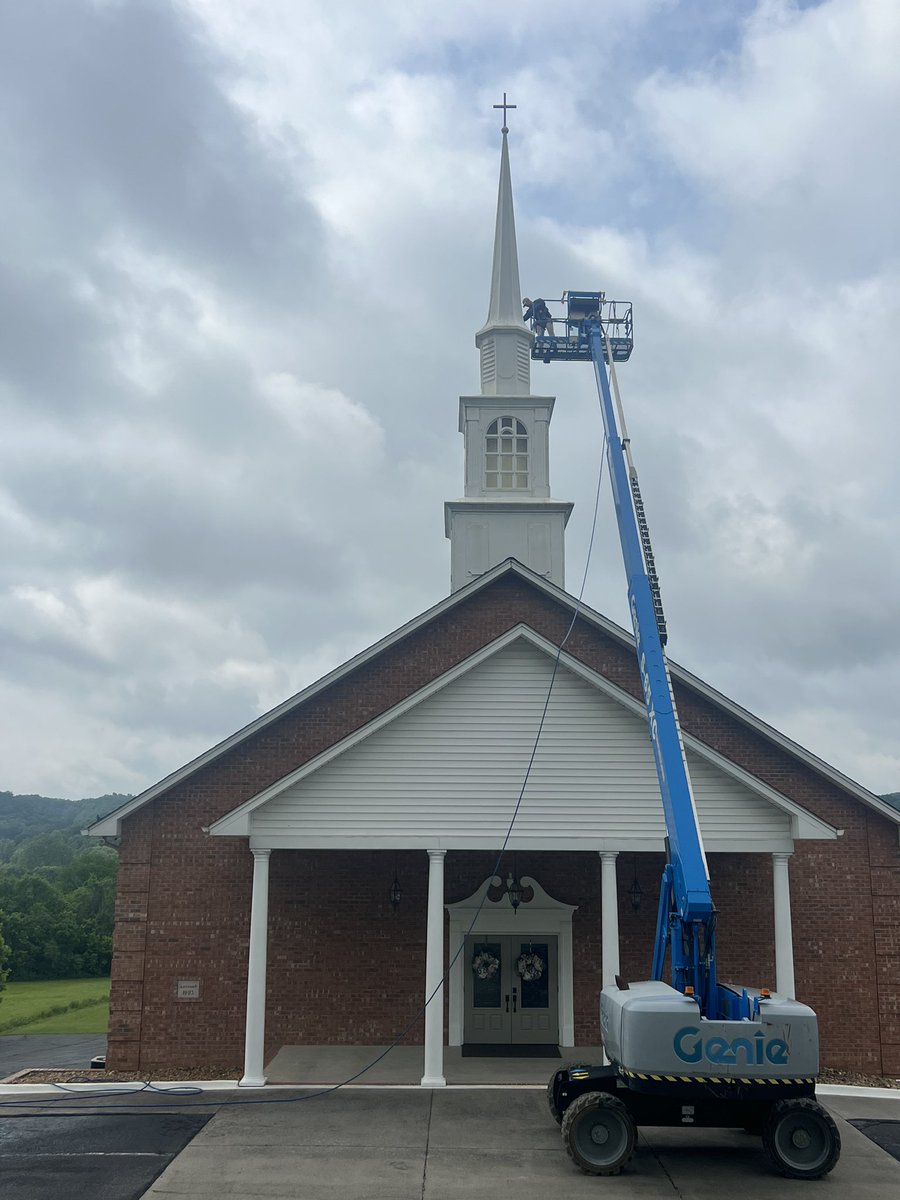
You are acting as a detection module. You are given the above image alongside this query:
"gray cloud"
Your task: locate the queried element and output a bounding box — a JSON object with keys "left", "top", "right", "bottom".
{"left": 0, "top": 1, "right": 320, "bottom": 304}
{"left": 0, "top": 0, "right": 897, "bottom": 798}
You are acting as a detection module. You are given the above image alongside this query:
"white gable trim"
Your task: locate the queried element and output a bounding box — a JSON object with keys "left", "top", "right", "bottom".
{"left": 88, "top": 558, "right": 897, "bottom": 837}
{"left": 208, "top": 626, "right": 535, "bottom": 836}
{"left": 209, "top": 626, "right": 837, "bottom": 845}
{"left": 514, "top": 630, "right": 838, "bottom": 844}
{"left": 89, "top": 561, "right": 529, "bottom": 837}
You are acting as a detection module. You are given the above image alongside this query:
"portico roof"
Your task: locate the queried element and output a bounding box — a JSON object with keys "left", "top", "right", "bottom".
{"left": 87, "top": 559, "right": 900, "bottom": 839}
{"left": 206, "top": 626, "right": 838, "bottom": 852}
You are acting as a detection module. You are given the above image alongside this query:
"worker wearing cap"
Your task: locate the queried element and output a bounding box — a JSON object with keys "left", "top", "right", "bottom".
{"left": 522, "top": 296, "right": 554, "bottom": 336}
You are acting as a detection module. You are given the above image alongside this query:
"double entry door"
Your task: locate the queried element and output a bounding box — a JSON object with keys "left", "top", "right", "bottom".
{"left": 464, "top": 934, "right": 558, "bottom": 1046}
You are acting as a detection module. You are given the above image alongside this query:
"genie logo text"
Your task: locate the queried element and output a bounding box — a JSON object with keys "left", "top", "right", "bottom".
{"left": 673, "top": 1026, "right": 789, "bottom": 1067}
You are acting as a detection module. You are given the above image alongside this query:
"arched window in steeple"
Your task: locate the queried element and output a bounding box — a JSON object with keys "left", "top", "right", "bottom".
{"left": 485, "top": 416, "right": 528, "bottom": 490}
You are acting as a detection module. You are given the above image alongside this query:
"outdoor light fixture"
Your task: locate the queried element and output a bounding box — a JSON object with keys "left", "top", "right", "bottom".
{"left": 630, "top": 856, "right": 643, "bottom": 912}
{"left": 506, "top": 871, "right": 523, "bottom": 913}
{"left": 389, "top": 855, "right": 402, "bottom": 910}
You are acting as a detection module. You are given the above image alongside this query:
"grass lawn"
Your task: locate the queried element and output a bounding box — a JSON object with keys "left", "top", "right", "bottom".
{"left": 14, "top": 999, "right": 110, "bottom": 1034}
{"left": 0, "top": 978, "right": 110, "bottom": 1034}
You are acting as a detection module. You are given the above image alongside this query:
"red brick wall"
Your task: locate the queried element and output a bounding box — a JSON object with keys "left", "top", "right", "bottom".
{"left": 106, "top": 573, "right": 900, "bottom": 1074}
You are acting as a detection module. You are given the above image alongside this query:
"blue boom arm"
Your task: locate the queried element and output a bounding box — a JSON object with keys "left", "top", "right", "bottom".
{"left": 584, "top": 316, "right": 718, "bottom": 1015}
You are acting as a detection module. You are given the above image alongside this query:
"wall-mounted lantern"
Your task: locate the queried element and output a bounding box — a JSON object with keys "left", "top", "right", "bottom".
{"left": 630, "top": 855, "right": 643, "bottom": 912}
{"left": 506, "top": 871, "right": 524, "bottom": 912}
{"left": 389, "top": 855, "right": 402, "bottom": 910}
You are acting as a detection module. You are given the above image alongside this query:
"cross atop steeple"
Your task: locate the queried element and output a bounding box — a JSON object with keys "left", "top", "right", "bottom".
{"left": 493, "top": 92, "right": 516, "bottom": 133}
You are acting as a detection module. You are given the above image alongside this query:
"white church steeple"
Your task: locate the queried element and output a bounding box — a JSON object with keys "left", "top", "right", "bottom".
{"left": 474, "top": 126, "right": 533, "bottom": 395}
{"left": 445, "top": 114, "right": 573, "bottom": 592}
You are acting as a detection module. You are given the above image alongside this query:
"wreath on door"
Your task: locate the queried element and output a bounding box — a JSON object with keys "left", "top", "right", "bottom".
{"left": 471, "top": 950, "right": 501, "bottom": 980}
{"left": 516, "top": 951, "right": 545, "bottom": 982}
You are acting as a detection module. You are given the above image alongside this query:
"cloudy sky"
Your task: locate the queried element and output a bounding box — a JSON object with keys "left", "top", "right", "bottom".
{"left": 1, "top": 0, "right": 898, "bottom": 801}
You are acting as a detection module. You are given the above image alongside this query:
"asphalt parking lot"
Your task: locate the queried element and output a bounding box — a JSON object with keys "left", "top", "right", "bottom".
{"left": 0, "top": 1034, "right": 106, "bottom": 1076}
{"left": 0, "top": 1086, "right": 898, "bottom": 1200}
{"left": 0, "top": 1109, "right": 212, "bottom": 1200}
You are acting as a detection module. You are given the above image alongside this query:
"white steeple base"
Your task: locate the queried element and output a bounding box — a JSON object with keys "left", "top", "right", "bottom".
{"left": 445, "top": 499, "right": 571, "bottom": 591}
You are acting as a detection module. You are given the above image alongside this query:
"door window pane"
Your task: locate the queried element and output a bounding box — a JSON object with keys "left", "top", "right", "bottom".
{"left": 518, "top": 942, "right": 549, "bottom": 1009}
{"left": 472, "top": 942, "right": 502, "bottom": 1008}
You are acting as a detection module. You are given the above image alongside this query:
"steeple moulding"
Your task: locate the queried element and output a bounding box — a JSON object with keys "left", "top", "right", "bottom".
{"left": 445, "top": 119, "right": 573, "bottom": 592}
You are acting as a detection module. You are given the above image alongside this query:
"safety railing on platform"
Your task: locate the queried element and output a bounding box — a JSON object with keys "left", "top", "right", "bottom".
{"left": 527, "top": 293, "right": 634, "bottom": 363}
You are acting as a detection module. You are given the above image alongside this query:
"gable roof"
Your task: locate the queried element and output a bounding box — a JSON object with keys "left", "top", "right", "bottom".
{"left": 206, "top": 627, "right": 837, "bottom": 849}
{"left": 87, "top": 558, "right": 900, "bottom": 837}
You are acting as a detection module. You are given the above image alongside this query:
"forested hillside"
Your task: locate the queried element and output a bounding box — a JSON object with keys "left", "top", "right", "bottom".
{"left": 0, "top": 791, "right": 129, "bottom": 988}
{"left": 0, "top": 791, "right": 127, "bottom": 858}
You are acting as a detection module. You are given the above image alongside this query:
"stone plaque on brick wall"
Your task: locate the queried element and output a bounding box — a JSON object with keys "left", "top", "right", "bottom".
{"left": 175, "top": 979, "right": 201, "bottom": 1000}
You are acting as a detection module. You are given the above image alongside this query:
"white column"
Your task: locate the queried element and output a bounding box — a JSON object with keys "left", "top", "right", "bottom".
{"left": 600, "top": 852, "right": 620, "bottom": 1065}
{"left": 600, "top": 852, "right": 620, "bottom": 987}
{"left": 240, "top": 848, "right": 271, "bottom": 1087}
{"left": 772, "top": 852, "right": 796, "bottom": 999}
{"left": 421, "top": 849, "right": 447, "bottom": 1087}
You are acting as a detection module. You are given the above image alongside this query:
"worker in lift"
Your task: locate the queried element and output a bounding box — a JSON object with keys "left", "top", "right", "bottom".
{"left": 522, "top": 296, "right": 554, "bottom": 336}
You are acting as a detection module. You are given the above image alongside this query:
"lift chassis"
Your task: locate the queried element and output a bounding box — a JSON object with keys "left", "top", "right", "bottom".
{"left": 532, "top": 293, "right": 841, "bottom": 1180}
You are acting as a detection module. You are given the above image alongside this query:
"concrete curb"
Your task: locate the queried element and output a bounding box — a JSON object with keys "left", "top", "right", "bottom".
{"left": 817, "top": 1084, "right": 900, "bottom": 1100}
{"left": 0, "top": 1081, "right": 549, "bottom": 1097}
{"left": 0, "top": 1079, "right": 898, "bottom": 1100}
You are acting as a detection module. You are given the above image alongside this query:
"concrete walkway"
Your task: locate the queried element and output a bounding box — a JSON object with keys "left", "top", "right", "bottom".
{"left": 0, "top": 1034, "right": 106, "bottom": 1078}
{"left": 0, "top": 1082, "right": 897, "bottom": 1199}
{"left": 265, "top": 1044, "right": 604, "bottom": 1085}
{"left": 139, "top": 1087, "right": 900, "bottom": 1199}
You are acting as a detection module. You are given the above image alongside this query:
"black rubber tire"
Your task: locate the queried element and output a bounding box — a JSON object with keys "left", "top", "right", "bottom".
{"left": 762, "top": 1098, "right": 841, "bottom": 1179}
{"left": 546, "top": 1071, "right": 563, "bottom": 1125}
{"left": 561, "top": 1090, "right": 636, "bottom": 1176}
{"left": 547, "top": 1063, "right": 581, "bottom": 1125}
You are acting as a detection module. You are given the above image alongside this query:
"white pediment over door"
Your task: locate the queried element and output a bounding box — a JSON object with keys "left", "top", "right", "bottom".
{"left": 446, "top": 874, "right": 577, "bottom": 1047}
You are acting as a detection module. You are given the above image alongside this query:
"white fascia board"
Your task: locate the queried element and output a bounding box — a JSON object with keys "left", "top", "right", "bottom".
{"left": 443, "top": 498, "right": 575, "bottom": 538}
{"left": 457, "top": 394, "right": 557, "bottom": 432}
{"left": 247, "top": 834, "right": 796, "bottom": 853}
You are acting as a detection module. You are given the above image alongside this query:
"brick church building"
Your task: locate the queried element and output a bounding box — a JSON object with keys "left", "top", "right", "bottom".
{"left": 90, "top": 129, "right": 900, "bottom": 1086}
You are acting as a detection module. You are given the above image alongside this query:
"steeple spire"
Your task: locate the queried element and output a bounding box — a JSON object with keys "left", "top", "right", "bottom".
{"left": 475, "top": 118, "right": 532, "bottom": 395}
{"left": 484, "top": 128, "right": 524, "bottom": 327}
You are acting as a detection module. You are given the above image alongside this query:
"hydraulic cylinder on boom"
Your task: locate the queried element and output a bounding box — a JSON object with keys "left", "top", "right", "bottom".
{"left": 532, "top": 292, "right": 840, "bottom": 1181}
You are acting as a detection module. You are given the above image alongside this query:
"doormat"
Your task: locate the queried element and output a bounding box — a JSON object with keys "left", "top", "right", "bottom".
{"left": 461, "top": 1044, "right": 561, "bottom": 1058}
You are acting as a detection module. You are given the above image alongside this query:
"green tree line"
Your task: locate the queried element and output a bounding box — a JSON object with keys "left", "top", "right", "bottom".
{"left": 0, "top": 791, "right": 127, "bottom": 992}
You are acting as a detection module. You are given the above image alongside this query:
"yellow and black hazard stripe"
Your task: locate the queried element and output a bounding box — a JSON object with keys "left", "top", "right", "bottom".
{"left": 619, "top": 1068, "right": 815, "bottom": 1086}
